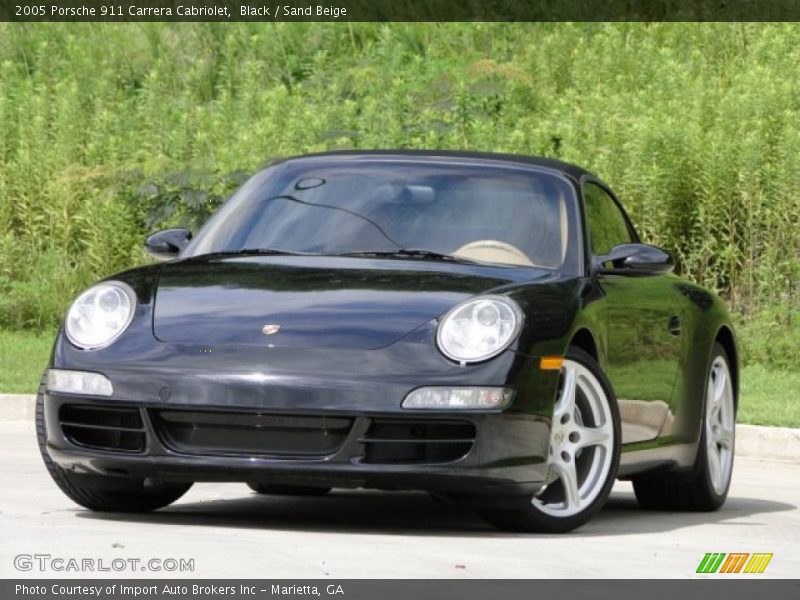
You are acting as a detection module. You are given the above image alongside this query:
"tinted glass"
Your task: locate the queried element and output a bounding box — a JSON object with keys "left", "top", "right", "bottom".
{"left": 583, "top": 182, "right": 632, "bottom": 256}
{"left": 186, "top": 159, "right": 580, "bottom": 272}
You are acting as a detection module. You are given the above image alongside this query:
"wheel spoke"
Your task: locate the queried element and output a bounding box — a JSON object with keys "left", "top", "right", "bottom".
{"left": 554, "top": 362, "right": 578, "bottom": 419}
{"left": 574, "top": 424, "right": 611, "bottom": 450}
{"left": 707, "top": 377, "right": 718, "bottom": 413}
{"left": 553, "top": 461, "right": 580, "bottom": 511}
{"left": 707, "top": 442, "right": 722, "bottom": 485}
{"left": 713, "top": 367, "right": 727, "bottom": 403}
{"left": 717, "top": 424, "right": 735, "bottom": 449}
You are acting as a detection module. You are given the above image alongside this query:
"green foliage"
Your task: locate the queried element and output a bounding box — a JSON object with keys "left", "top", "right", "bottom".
{"left": 128, "top": 169, "right": 250, "bottom": 232}
{"left": 0, "top": 167, "right": 141, "bottom": 327}
{"left": 736, "top": 304, "right": 800, "bottom": 369}
{"left": 0, "top": 23, "right": 798, "bottom": 369}
{"left": 0, "top": 329, "right": 55, "bottom": 393}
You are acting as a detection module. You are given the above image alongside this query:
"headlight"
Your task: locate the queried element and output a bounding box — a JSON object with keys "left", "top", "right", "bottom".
{"left": 65, "top": 281, "right": 136, "bottom": 350}
{"left": 436, "top": 295, "right": 523, "bottom": 363}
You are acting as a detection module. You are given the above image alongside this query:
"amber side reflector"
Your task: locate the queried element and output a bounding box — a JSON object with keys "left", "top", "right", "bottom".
{"left": 540, "top": 356, "right": 564, "bottom": 371}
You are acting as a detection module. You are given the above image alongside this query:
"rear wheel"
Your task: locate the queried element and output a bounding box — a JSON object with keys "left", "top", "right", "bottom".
{"left": 247, "top": 483, "right": 331, "bottom": 496}
{"left": 480, "top": 348, "right": 621, "bottom": 533}
{"left": 633, "top": 343, "right": 735, "bottom": 511}
{"left": 36, "top": 377, "right": 192, "bottom": 512}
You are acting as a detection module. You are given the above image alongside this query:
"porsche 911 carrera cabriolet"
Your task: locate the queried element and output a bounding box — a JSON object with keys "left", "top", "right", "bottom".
{"left": 37, "top": 151, "right": 737, "bottom": 532}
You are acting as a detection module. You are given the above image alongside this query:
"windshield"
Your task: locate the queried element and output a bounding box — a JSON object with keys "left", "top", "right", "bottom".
{"left": 185, "top": 158, "right": 580, "bottom": 272}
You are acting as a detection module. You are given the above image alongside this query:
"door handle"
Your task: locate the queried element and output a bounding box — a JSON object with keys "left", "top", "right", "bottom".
{"left": 668, "top": 315, "right": 681, "bottom": 336}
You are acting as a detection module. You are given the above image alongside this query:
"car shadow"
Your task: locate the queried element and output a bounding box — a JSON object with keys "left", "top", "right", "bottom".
{"left": 75, "top": 485, "right": 796, "bottom": 538}
{"left": 78, "top": 489, "right": 494, "bottom": 537}
{"left": 587, "top": 490, "right": 796, "bottom": 536}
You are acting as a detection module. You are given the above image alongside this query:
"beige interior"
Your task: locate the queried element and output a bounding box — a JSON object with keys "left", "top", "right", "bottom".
{"left": 451, "top": 191, "right": 568, "bottom": 267}
{"left": 452, "top": 240, "right": 536, "bottom": 267}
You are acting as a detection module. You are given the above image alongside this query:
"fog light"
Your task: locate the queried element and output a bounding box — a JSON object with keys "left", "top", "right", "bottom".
{"left": 46, "top": 369, "right": 113, "bottom": 397}
{"left": 402, "top": 387, "right": 514, "bottom": 410}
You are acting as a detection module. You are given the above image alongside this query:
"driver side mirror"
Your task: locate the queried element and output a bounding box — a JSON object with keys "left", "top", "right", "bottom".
{"left": 144, "top": 228, "right": 192, "bottom": 262}
{"left": 596, "top": 243, "right": 674, "bottom": 275}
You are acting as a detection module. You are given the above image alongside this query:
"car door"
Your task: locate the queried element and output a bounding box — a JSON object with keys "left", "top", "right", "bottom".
{"left": 583, "top": 180, "right": 683, "bottom": 445}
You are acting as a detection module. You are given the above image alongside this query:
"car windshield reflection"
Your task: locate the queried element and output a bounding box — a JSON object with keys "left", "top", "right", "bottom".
{"left": 185, "top": 159, "right": 580, "bottom": 272}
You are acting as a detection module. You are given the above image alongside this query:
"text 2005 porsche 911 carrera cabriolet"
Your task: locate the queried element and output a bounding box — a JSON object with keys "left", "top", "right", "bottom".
{"left": 37, "top": 151, "right": 738, "bottom": 532}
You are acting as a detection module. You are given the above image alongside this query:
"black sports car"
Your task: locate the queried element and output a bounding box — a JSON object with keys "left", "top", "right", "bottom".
{"left": 38, "top": 151, "right": 737, "bottom": 532}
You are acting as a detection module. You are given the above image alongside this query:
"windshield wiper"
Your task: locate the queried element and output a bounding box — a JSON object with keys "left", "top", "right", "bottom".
{"left": 191, "top": 248, "right": 312, "bottom": 258}
{"left": 337, "top": 249, "right": 474, "bottom": 263}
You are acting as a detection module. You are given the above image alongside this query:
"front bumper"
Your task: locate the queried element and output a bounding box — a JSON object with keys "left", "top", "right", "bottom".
{"left": 46, "top": 328, "right": 562, "bottom": 497}
{"left": 44, "top": 390, "right": 552, "bottom": 497}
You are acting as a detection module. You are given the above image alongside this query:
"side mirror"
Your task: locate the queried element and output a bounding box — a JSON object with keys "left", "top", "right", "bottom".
{"left": 144, "top": 228, "right": 192, "bottom": 261}
{"left": 596, "top": 243, "right": 674, "bottom": 275}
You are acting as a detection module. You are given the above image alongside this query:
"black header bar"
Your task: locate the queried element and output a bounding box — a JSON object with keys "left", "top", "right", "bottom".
{"left": 5, "top": 579, "right": 800, "bottom": 600}
{"left": 5, "top": 0, "right": 800, "bottom": 22}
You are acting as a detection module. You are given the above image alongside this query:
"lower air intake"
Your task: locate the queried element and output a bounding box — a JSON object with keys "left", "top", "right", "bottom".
{"left": 59, "top": 404, "right": 146, "bottom": 453}
{"left": 360, "top": 419, "right": 476, "bottom": 464}
{"left": 153, "top": 410, "right": 353, "bottom": 458}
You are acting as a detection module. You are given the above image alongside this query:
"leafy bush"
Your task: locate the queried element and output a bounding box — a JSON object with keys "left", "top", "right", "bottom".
{"left": 736, "top": 305, "right": 800, "bottom": 370}
{"left": 126, "top": 169, "right": 251, "bottom": 233}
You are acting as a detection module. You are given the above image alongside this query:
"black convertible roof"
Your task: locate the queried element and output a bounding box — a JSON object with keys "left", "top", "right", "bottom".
{"left": 271, "top": 150, "right": 594, "bottom": 182}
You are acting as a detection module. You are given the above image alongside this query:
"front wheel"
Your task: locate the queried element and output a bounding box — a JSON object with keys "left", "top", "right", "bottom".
{"left": 36, "top": 377, "right": 192, "bottom": 512}
{"left": 480, "top": 348, "right": 621, "bottom": 533}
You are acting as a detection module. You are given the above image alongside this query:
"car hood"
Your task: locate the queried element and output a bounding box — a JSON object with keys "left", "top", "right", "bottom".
{"left": 152, "top": 255, "right": 550, "bottom": 350}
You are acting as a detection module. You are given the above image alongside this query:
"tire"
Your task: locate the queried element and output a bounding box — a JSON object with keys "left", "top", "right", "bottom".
{"left": 480, "top": 347, "right": 621, "bottom": 533}
{"left": 36, "top": 376, "right": 192, "bottom": 512}
{"left": 247, "top": 482, "right": 332, "bottom": 496}
{"left": 632, "top": 342, "right": 735, "bottom": 511}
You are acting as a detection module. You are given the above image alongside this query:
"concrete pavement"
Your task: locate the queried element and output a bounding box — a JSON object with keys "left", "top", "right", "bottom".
{"left": 1, "top": 421, "right": 797, "bottom": 578}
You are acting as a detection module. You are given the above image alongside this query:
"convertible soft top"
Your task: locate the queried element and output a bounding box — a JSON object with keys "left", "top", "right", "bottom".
{"left": 267, "top": 149, "right": 595, "bottom": 182}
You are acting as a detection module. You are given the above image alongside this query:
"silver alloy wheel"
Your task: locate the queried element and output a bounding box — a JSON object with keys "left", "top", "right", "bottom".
{"left": 706, "top": 356, "right": 735, "bottom": 495}
{"left": 533, "top": 359, "right": 615, "bottom": 517}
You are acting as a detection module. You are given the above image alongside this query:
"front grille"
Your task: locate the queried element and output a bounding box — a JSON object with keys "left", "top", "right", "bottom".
{"left": 59, "top": 404, "right": 146, "bottom": 453}
{"left": 152, "top": 410, "right": 353, "bottom": 458}
{"left": 360, "top": 419, "right": 476, "bottom": 464}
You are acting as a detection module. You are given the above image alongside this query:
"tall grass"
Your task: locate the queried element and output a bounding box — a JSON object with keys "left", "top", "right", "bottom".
{"left": 0, "top": 23, "right": 798, "bottom": 364}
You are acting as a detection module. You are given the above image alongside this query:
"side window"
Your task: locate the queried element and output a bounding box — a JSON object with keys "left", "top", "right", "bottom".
{"left": 583, "top": 182, "right": 633, "bottom": 256}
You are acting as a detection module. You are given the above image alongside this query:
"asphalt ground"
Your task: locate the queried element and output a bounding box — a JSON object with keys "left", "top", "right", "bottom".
{"left": 1, "top": 421, "right": 797, "bottom": 578}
